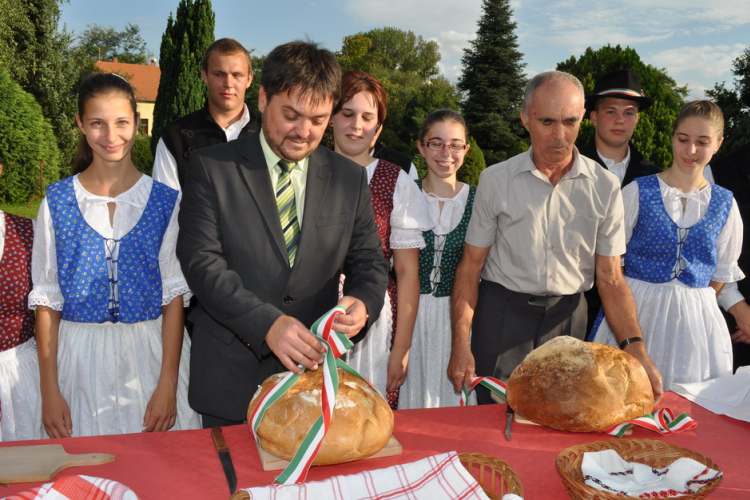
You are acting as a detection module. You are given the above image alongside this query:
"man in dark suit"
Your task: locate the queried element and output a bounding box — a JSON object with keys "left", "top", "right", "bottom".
{"left": 710, "top": 143, "right": 750, "bottom": 370}
{"left": 177, "top": 41, "right": 389, "bottom": 427}
{"left": 580, "top": 69, "right": 662, "bottom": 335}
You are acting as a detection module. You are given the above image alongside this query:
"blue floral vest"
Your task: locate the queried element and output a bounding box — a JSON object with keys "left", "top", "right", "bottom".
{"left": 625, "top": 174, "right": 733, "bottom": 288}
{"left": 46, "top": 177, "right": 177, "bottom": 323}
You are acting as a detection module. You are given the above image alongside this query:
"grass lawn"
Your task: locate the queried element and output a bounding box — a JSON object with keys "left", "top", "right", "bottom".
{"left": 0, "top": 199, "right": 41, "bottom": 219}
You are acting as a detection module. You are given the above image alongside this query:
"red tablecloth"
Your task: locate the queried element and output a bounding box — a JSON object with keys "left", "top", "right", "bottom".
{"left": 1, "top": 392, "right": 748, "bottom": 499}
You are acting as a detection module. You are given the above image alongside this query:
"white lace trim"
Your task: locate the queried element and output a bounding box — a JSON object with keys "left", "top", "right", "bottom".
{"left": 27, "top": 291, "right": 63, "bottom": 311}
{"left": 712, "top": 263, "right": 746, "bottom": 284}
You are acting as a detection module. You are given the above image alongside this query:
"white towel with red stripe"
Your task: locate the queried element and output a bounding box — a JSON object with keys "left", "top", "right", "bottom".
{"left": 1, "top": 475, "right": 139, "bottom": 500}
{"left": 241, "top": 452, "right": 501, "bottom": 500}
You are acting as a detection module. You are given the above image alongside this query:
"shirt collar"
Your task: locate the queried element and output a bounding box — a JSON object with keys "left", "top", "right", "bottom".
{"left": 512, "top": 147, "right": 592, "bottom": 180}
{"left": 596, "top": 144, "right": 631, "bottom": 169}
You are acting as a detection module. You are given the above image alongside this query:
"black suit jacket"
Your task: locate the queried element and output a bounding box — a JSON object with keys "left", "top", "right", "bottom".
{"left": 712, "top": 144, "right": 750, "bottom": 300}
{"left": 579, "top": 141, "right": 662, "bottom": 336}
{"left": 177, "top": 130, "right": 389, "bottom": 420}
{"left": 712, "top": 144, "right": 750, "bottom": 369}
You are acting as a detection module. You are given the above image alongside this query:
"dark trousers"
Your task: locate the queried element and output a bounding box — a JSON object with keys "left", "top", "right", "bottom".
{"left": 200, "top": 413, "right": 245, "bottom": 429}
{"left": 721, "top": 310, "right": 750, "bottom": 371}
{"left": 471, "top": 280, "right": 587, "bottom": 405}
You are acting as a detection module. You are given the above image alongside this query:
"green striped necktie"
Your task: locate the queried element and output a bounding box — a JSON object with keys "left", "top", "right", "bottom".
{"left": 276, "top": 160, "right": 300, "bottom": 266}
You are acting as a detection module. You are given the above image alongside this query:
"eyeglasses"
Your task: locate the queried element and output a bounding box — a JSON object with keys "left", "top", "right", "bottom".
{"left": 424, "top": 141, "right": 468, "bottom": 153}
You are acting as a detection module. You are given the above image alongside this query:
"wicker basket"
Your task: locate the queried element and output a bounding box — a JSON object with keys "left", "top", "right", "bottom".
{"left": 556, "top": 439, "right": 722, "bottom": 500}
{"left": 459, "top": 452, "right": 524, "bottom": 499}
{"left": 228, "top": 452, "right": 523, "bottom": 500}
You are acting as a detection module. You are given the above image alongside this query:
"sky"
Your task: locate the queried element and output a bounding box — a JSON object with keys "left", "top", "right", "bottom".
{"left": 59, "top": 0, "right": 750, "bottom": 101}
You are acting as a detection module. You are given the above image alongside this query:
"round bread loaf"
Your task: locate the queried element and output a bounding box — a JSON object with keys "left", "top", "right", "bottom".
{"left": 248, "top": 368, "right": 393, "bottom": 465}
{"left": 506, "top": 336, "right": 654, "bottom": 432}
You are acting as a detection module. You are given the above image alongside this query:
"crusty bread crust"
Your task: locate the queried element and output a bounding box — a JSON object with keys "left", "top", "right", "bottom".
{"left": 248, "top": 369, "right": 394, "bottom": 465}
{"left": 506, "top": 336, "right": 654, "bottom": 432}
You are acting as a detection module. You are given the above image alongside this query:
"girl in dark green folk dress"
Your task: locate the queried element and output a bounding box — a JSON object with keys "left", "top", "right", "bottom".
{"left": 399, "top": 110, "right": 476, "bottom": 408}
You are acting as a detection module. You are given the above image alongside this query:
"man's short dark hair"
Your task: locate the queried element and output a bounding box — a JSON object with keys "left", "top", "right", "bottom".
{"left": 261, "top": 41, "right": 341, "bottom": 107}
{"left": 202, "top": 38, "right": 252, "bottom": 73}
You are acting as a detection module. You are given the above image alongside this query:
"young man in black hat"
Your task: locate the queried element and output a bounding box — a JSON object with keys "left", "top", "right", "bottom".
{"left": 579, "top": 69, "right": 661, "bottom": 187}
{"left": 581, "top": 69, "right": 663, "bottom": 336}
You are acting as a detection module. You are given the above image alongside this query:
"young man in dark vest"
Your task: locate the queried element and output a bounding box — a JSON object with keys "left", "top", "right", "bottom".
{"left": 581, "top": 69, "right": 662, "bottom": 335}
{"left": 153, "top": 38, "right": 259, "bottom": 190}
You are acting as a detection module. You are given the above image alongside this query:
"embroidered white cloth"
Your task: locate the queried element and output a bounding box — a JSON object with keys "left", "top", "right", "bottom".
{"left": 581, "top": 449, "right": 721, "bottom": 497}
{"left": 672, "top": 366, "right": 750, "bottom": 422}
{"left": 1, "top": 475, "right": 139, "bottom": 500}
{"left": 240, "top": 452, "right": 495, "bottom": 500}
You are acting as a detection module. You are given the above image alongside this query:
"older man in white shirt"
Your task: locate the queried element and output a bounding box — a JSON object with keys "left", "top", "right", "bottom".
{"left": 448, "top": 71, "right": 663, "bottom": 405}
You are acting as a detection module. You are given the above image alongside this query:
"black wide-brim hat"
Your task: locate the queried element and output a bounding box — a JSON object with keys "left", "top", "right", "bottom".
{"left": 585, "top": 69, "right": 655, "bottom": 112}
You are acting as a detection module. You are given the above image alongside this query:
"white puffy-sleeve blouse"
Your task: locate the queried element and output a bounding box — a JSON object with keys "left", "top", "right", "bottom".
{"left": 365, "top": 159, "right": 433, "bottom": 250}
{"left": 28, "top": 174, "right": 191, "bottom": 311}
{"left": 621, "top": 176, "right": 744, "bottom": 284}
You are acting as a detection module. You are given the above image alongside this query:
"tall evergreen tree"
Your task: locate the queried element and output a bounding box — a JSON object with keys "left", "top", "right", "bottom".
{"left": 557, "top": 45, "right": 688, "bottom": 169}
{"left": 458, "top": 0, "right": 527, "bottom": 166}
{"left": 151, "top": 0, "right": 215, "bottom": 151}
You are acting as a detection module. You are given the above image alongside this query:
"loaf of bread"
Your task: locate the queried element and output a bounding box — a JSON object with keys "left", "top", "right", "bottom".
{"left": 506, "top": 336, "right": 654, "bottom": 432}
{"left": 248, "top": 368, "right": 393, "bottom": 465}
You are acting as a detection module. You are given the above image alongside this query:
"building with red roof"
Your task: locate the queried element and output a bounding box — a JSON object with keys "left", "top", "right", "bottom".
{"left": 95, "top": 58, "right": 161, "bottom": 136}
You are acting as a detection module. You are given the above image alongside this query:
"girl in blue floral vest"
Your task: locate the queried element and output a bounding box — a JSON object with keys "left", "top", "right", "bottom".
{"left": 31, "top": 74, "right": 200, "bottom": 437}
{"left": 592, "top": 101, "right": 744, "bottom": 390}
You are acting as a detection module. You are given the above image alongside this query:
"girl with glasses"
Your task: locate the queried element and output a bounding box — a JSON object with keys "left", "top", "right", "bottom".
{"left": 399, "top": 109, "right": 476, "bottom": 408}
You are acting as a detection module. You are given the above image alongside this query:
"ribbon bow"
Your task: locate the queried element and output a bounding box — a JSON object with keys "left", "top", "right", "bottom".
{"left": 249, "top": 306, "right": 381, "bottom": 484}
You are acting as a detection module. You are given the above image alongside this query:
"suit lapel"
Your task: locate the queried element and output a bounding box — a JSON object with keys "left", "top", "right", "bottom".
{"left": 296, "top": 149, "right": 332, "bottom": 265}
{"left": 237, "top": 134, "right": 289, "bottom": 263}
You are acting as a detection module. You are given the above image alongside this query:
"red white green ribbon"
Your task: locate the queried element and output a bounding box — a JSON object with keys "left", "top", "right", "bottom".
{"left": 249, "top": 305, "right": 382, "bottom": 484}
{"left": 460, "top": 376, "right": 506, "bottom": 406}
{"left": 604, "top": 408, "right": 697, "bottom": 437}
{"left": 461, "top": 376, "right": 696, "bottom": 438}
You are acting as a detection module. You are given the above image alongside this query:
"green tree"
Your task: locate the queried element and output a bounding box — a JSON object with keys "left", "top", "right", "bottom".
{"left": 557, "top": 44, "right": 688, "bottom": 169}
{"left": 77, "top": 23, "right": 153, "bottom": 64}
{"left": 0, "top": 0, "right": 92, "bottom": 176}
{"left": 0, "top": 68, "right": 60, "bottom": 204}
{"left": 338, "top": 27, "right": 459, "bottom": 159}
{"left": 458, "top": 0, "right": 527, "bottom": 166}
{"left": 706, "top": 47, "right": 750, "bottom": 153}
{"left": 245, "top": 54, "right": 264, "bottom": 119}
{"left": 132, "top": 133, "right": 154, "bottom": 176}
{"left": 151, "top": 0, "right": 215, "bottom": 151}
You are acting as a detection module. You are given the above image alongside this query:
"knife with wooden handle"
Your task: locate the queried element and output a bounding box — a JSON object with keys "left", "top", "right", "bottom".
{"left": 211, "top": 426, "right": 237, "bottom": 494}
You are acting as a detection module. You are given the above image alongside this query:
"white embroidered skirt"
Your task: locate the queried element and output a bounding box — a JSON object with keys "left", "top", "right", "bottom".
{"left": 54, "top": 318, "right": 201, "bottom": 437}
{"left": 0, "top": 339, "right": 43, "bottom": 441}
{"left": 592, "top": 277, "right": 733, "bottom": 390}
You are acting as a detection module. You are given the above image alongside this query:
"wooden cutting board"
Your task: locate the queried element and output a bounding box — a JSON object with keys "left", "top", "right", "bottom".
{"left": 514, "top": 412, "right": 632, "bottom": 435}
{"left": 256, "top": 435, "right": 402, "bottom": 471}
{"left": 0, "top": 444, "right": 115, "bottom": 484}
